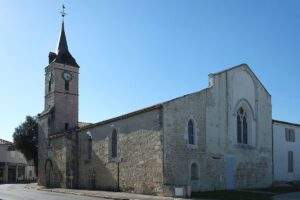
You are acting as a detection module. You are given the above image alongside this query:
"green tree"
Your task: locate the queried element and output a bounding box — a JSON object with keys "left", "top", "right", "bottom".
{"left": 13, "top": 116, "right": 38, "bottom": 176}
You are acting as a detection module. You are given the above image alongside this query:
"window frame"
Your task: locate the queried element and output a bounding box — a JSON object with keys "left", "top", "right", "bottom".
{"left": 65, "top": 80, "right": 69, "bottom": 91}
{"left": 236, "top": 107, "right": 249, "bottom": 145}
{"left": 48, "top": 78, "right": 52, "bottom": 92}
{"left": 86, "top": 132, "right": 92, "bottom": 162}
{"left": 188, "top": 119, "right": 196, "bottom": 145}
{"left": 190, "top": 162, "right": 199, "bottom": 181}
{"left": 111, "top": 129, "right": 118, "bottom": 159}
{"left": 285, "top": 128, "right": 295, "bottom": 142}
{"left": 288, "top": 151, "right": 294, "bottom": 173}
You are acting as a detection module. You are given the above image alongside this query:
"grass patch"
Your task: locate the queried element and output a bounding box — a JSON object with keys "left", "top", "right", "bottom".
{"left": 258, "top": 186, "right": 300, "bottom": 194}
{"left": 192, "top": 190, "right": 273, "bottom": 200}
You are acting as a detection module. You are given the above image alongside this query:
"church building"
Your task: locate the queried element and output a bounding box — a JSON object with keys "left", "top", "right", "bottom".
{"left": 38, "top": 18, "right": 295, "bottom": 197}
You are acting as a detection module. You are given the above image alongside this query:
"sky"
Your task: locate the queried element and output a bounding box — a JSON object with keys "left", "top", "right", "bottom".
{"left": 0, "top": 0, "right": 299, "bottom": 142}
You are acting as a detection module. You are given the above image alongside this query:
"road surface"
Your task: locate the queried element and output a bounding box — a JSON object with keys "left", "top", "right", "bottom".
{"left": 0, "top": 184, "right": 106, "bottom": 200}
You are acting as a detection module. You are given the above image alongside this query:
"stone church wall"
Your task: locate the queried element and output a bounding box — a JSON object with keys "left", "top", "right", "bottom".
{"left": 162, "top": 64, "right": 273, "bottom": 195}
{"left": 162, "top": 90, "right": 219, "bottom": 195}
{"left": 48, "top": 136, "right": 68, "bottom": 188}
{"left": 207, "top": 65, "right": 273, "bottom": 189}
{"left": 38, "top": 116, "right": 48, "bottom": 186}
{"left": 77, "top": 107, "right": 164, "bottom": 195}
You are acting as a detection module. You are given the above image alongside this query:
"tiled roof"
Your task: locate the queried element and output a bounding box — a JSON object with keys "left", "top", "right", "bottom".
{"left": 78, "top": 122, "right": 93, "bottom": 128}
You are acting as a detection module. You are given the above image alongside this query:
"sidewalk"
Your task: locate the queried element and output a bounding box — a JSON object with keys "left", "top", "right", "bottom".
{"left": 39, "top": 187, "right": 176, "bottom": 200}
{"left": 26, "top": 183, "right": 191, "bottom": 200}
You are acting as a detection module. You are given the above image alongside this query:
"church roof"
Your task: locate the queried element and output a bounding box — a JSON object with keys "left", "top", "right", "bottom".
{"left": 78, "top": 104, "right": 163, "bottom": 131}
{"left": 51, "top": 21, "right": 79, "bottom": 67}
{"left": 78, "top": 122, "right": 93, "bottom": 128}
{"left": 273, "top": 119, "right": 300, "bottom": 127}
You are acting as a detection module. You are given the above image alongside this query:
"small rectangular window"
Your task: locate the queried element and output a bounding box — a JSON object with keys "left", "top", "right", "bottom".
{"left": 65, "top": 81, "right": 69, "bottom": 91}
{"left": 285, "top": 128, "right": 295, "bottom": 142}
{"left": 65, "top": 123, "right": 69, "bottom": 131}
{"left": 288, "top": 151, "right": 294, "bottom": 173}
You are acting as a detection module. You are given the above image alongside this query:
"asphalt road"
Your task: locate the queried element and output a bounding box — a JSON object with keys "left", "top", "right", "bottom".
{"left": 0, "top": 184, "right": 106, "bottom": 200}
{"left": 1, "top": 184, "right": 300, "bottom": 200}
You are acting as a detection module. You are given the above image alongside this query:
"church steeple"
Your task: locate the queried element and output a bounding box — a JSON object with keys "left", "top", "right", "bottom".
{"left": 57, "top": 21, "right": 69, "bottom": 55}
{"left": 48, "top": 5, "right": 78, "bottom": 67}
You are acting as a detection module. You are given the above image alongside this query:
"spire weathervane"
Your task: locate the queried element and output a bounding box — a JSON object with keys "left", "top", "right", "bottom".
{"left": 60, "top": 4, "right": 67, "bottom": 20}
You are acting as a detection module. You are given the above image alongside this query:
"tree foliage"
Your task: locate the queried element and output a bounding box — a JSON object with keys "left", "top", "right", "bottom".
{"left": 13, "top": 116, "right": 38, "bottom": 175}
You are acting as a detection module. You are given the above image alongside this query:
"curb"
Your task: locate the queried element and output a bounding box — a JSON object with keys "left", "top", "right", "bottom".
{"left": 37, "top": 188, "right": 180, "bottom": 200}
{"left": 38, "top": 188, "right": 129, "bottom": 200}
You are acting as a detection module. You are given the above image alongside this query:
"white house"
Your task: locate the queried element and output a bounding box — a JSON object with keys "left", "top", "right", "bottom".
{"left": 0, "top": 139, "right": 36, "bottom": 183}
{"left": 273, "top": 120, "right": 300, "bottom": 182}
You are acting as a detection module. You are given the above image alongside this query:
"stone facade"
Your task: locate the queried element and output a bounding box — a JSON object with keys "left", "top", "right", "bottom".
{"left": 38, "top": 20, "right": 294, "bottom": 198}
{"left": 77, "top": 107, "right": 164, "bottom": 194}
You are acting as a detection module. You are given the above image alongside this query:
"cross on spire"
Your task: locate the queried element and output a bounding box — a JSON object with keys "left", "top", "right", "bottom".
{"left": 51, "top": 4, "right": 78, "bottom": 67}
{"left": 61, "top": 4, "right": 67, "bottom": 20}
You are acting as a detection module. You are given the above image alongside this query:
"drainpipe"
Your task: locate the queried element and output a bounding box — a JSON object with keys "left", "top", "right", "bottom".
{"left": 117, "top": 161, "right": 120, "bottom": 191}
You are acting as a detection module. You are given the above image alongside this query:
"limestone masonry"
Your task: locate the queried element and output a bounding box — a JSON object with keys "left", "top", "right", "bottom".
{"left": 37, "top": 20, "right": 298, "bottom": 197}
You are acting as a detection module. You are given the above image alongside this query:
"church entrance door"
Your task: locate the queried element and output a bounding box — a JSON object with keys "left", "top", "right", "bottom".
{"left": 225, "top": 155, "right": 236, "bottom": 190}
{"left": 45, "top": 159, "right": 53, "bottom": 187}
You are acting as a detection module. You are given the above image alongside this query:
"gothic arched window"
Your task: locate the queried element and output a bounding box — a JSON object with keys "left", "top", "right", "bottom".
{"left": 237, "top": 107, "right": 248, "bottom": 144}
{"left": 87, "top": 132, "right": 92, "bottom": 160}
{"left": 191, "top": 163, "right": 199, "bottom": 181}
{"left": 48, "top": 79, "right": 52, "bottom": 92}
{"left": 111, "top": 129, "right": 118, "bottom": 158}
{"left": 188, "top": 119, "right": 195, "bottom": 145}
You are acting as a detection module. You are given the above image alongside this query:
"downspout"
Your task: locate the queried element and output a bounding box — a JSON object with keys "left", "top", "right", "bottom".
{"left": 225, "top": 72, "right": 229, "bottom": 153}
{"left": 271, "top": 120, "right": 274, "bottom": 183}
{"left": 161, "top": 106, "right": 165, "bottom": 194}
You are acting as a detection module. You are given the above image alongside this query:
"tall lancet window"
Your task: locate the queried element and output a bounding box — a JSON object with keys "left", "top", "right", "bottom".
{"left": 188, "top": 119, "right": 195, "bottom": 145}
{"left": 111, "top": 129, "right": 118, "bottom": 158}
{"left": 48, "top": 73, "right": 52, "bottom": 92}
{"left": 48, "top": 79, "right": 52, "bottom": 92}
{"left": 237, "top": 107, "right": 248, "bottom": 144}
{"left": 87, "top": 132, "right": 92, "bottom": 160}
{"left": 65, "top": 80, "right": 69, "bottom": 91}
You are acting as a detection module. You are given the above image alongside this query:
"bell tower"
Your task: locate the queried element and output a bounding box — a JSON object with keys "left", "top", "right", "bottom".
{"left": 38, "top": 5, "right": 79, "bottom": 187}
{"left": 44, "top": 10, "right": 79, "bottom": 134}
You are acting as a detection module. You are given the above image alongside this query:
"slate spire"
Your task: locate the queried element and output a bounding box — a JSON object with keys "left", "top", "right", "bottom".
{"left": 48, "top": 5, "right": 78, "bottom": 67}
{"left": 57, "top": 21, "right": 69, "bottom": 55}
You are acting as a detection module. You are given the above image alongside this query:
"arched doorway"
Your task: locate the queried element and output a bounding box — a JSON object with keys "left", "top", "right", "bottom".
{"left": 45, "top": 159, "right": 53, "bottom": 187}
{"left": 190, "top": 162, "right": 200, "bottom": 192}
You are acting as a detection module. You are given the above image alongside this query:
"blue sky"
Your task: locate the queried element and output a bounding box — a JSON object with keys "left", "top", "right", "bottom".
{"left": 0, "top": 0, "right": 299, "bottom": 141}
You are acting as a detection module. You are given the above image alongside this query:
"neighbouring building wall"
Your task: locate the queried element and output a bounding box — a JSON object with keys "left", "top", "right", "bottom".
{"left": 0, "top": 142, "right": 36, "bottom": 183}
{"left": 273, "top": 121, "right": 300, "bottom": 181}
{"left": 208, "top": 64, "right": 273, "bottom": 189}
{"left": 77, "top": 107, "right": 164, "bottom": 195}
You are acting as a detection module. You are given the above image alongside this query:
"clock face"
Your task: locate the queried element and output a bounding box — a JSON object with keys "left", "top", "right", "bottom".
{"left": 62, "top": 71, "right": 72, "bottom": 81}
